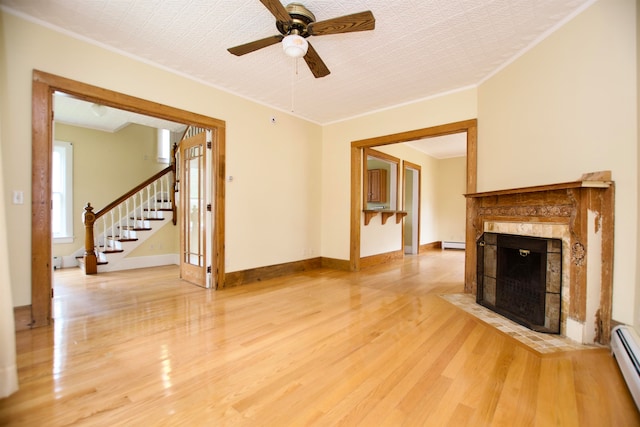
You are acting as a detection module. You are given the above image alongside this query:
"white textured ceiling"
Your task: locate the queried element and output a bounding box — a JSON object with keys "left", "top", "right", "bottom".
{"left": 2, "top": 0, "right": 592, "bottom": 127}
{"left": 406, "top": 133, "right": 467, "bottom": 160}
{"left": 54, "top": 93, "right": 188, "bottom": 133}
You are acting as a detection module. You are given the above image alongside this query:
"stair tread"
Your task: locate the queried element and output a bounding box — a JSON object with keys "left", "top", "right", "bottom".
{"left": 76, "top": 256, "right": 108, "bottom": 266}
{"left": 130, "top": 217, "right": 165, "bottom": 221}
{"left": 100, "top": 249, "right": 124, "bottom": 254}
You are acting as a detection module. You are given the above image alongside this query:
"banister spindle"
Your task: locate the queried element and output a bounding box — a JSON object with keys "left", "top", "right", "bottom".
{"left": 147, "top": 184, "right": 152, "bottom": 215}
{"left": 118, "top": 204, "right": 122, "bottom": 238}
{"left": 139, "top": 191, "right": 144, "bottom": 223}
{"left": 110, "top": 210, "right": 115, "bottom": 244}
{"left": 124, "top": 198, "right": 130, "bottom": 230}
{"left": 160, "top": 177, "right": 165, "bottom": 209}
{"left": 153, "top": 181, "right": 158, "bottom": 212}
{"left": 133, "top": 192, "right": 138, "bottom": 226}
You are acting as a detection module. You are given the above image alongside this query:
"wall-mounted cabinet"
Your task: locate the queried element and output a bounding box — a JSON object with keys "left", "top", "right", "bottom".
{"left": 363, "top": 147, "right": 404, "bottom": 226}
{"left": 367, "top": 169, "right": 387, "bottom": 203}
{"left": 364, "top": 147, "right": 398, "bottom": 210}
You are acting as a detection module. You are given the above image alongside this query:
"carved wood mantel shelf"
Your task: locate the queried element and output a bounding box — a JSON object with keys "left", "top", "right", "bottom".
{"left": 464, "top": 171, "right": 614, "bottom": 345}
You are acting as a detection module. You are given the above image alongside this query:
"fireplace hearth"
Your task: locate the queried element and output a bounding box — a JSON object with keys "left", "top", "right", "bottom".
{"left": 477, "top": 233, "right": 562, "bottom": 334}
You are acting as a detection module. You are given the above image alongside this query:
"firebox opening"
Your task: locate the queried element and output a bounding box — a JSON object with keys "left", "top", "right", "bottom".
{"left": 477, "top": 232, "right": 562, "bottom": 334}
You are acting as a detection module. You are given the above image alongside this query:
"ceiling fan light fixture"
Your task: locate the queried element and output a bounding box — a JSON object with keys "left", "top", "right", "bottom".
{"left": 90, "top": 103, "right": 108, "bottom": 117}
{"left": 282, "top": 34, "right": 308, "bottom": 58}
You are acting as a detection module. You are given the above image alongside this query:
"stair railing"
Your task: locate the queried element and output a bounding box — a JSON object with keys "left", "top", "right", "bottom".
{"left": 82, "top": 164, "right": 175, "bottom": 274}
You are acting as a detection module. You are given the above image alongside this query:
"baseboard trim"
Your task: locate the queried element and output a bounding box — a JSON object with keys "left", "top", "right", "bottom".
{"left": 225, "top": 257, "right": 323, "bottom": 288}
{"left": 14, "top": 305, "right": 32, "bottom": 331}
{"left": 98, "top": 254, "right": 179, "bottom": 272}
{"left": 360, "top": 249, "right": 404, "bottom": 269}
{"left": 420, "top": 241, "right": 442, "bottom": 252}
{"left": 321, "top": 257, "right": 351, "bottom": 271}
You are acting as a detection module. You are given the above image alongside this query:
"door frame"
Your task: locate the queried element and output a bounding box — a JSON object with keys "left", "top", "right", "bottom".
{"left": 350, "top": 119, "right": 477, "bottom": 271}
{"left": 31, "top": 70, "right": 226, "bottom": 327}
{"left": 403, "top": 161, "right": 421, "bottom": 255}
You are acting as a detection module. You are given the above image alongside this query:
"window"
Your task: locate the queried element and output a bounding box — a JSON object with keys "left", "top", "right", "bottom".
{"left": 157, "top": 128, "right": 171, "bottom": 164}
{"left": 52, "top": 140, "right": 73, "bottom": 243}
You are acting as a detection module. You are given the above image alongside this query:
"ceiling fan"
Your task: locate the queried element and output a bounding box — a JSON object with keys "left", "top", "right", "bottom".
{"left": 227, "top": 0, "right": 375, "bottom": 78}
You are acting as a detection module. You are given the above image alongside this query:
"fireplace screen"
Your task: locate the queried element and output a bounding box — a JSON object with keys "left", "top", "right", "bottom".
{"left": 477, "top": 233, "right": 562, "bottom": 334}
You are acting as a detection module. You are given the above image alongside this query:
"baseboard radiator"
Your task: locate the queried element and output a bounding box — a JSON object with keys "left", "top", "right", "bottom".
{"left": 441, "top": 241, "right": 465, "bottom": 250}
{"left": 611, "top": 325, "right": 640, "bottom": 409}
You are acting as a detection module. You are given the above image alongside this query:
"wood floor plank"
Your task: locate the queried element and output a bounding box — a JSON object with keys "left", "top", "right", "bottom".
{"left": 1, "top": 251, "right": 639, "bottom": 426}
{"left": 491, "top": 347, "right": 540, "bottom": 427}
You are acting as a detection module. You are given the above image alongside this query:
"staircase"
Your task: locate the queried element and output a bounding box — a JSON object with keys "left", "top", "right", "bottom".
{"left": 78, "top": 165, "right": 177, "bottom": 274}
{"left": 77, "top": 126, "right": 210, "bottom": 274}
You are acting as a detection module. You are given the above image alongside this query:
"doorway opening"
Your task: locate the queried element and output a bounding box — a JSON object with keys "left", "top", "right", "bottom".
{"left": 349, "top": 119, "right": 477, "bottom": 271}
{"left": 31, "top": 70, "right": 226, "bottom": 327}
{"left": 403, "top": 162, "right": 421, "bottom": 255}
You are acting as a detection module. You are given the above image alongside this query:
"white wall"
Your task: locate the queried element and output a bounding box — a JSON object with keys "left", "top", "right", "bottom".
{"left": 0, "top": 10, "right": 322, "bottom": 306}
{"left": 477, "top": 0, "right": 637, "bottom": 324}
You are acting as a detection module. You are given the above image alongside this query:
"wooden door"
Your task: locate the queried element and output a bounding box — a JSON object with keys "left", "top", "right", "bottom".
{"left": 179, "top": 131, "right": 209, "bottom": 287}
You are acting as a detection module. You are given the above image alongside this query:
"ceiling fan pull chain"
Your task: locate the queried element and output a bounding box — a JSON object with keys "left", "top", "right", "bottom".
{"left": 291, "top": 58, "right": 296, "bottom": 112}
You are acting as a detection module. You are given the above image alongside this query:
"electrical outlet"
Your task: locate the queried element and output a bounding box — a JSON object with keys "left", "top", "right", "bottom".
{"left": 12, "top": 190, "right": 24, "bottom": 205}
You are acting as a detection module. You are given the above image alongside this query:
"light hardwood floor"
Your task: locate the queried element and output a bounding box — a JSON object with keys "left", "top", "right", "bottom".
{"left": 1, "top": 249, "right": 638, "bottom": 426}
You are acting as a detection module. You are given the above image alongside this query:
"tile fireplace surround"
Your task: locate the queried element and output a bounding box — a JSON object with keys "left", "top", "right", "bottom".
{"left": 464, "top": 172, "right": 614, "bottom": 345}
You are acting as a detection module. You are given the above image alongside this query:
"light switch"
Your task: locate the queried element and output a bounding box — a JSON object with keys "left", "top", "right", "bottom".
{"left": 12, "top": 190, "right": 24, "bottom": 205}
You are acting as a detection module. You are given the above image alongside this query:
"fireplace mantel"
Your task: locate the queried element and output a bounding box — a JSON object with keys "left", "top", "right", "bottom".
{"left": 464, "top": 172, "right": 614, "bottom": 345}
{"left": 466, "top": 179, "right": 611, "bottom": 198}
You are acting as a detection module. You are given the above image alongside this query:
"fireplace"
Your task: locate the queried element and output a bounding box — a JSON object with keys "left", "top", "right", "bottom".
{"left": 464, "top": 171, "right": 614, "bottom": 345}
{"left": 477, "top": 232, "right": 562, "bottom": 334}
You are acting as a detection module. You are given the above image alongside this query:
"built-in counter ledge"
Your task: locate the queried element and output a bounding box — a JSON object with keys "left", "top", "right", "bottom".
{"left": 363, "top": 210, "right": 408, "bottom": 226}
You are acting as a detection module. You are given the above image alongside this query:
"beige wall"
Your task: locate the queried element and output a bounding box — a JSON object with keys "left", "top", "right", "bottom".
{"left": 478, "top": 0, "right": 637, "bottom": 324}
{"left": 371, "top": 143, "right": 442, "bottom": 253}
{"left": 320, "top": 88, "right": 478, "bottom": 260}
{"left": 53, "top": 123, "right": 165, "bottom": 258}
{"left": 437, "top": 156, "right": 466, "bottom": 244}
{"left": 128, "top": 221, "right": 179, "bottom": 257}
{"left": 636, "top": 0, "right": 640, "bottom": 333}
{"left": 1, "top": 1, "right": 637, "bottom": 328}
{"left": 0, "top": 10, "right": 322, "bottom": 306}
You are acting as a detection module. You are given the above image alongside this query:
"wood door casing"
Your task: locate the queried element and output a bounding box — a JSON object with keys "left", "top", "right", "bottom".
{"left": 350, "top": 119, "right": 477, "bottom": 272}
{"left": 30, "top": 70, "right": 226, "bottom": 327}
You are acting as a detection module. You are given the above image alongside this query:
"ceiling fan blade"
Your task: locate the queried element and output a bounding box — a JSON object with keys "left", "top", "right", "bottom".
{"left": 307, "top": 11, "right": 375, "bottom": 36}
{"left": 304, "top": 42, "right": 330, "bottom": 78}
{"left": 259, "top": 0, "right": 292, "bottom": 23}
{"left": 227, "top": 35, "right": 284, "bottom": 56}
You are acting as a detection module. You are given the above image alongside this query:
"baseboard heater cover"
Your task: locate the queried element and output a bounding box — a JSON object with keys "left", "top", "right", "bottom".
{"left": 611, "top": 325, "right": 640, "bottom": 409}
{"left": 442, "top": 241, "right": 465, "bottom": 250}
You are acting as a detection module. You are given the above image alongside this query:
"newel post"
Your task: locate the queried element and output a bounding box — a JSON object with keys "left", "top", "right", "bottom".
{"left": 82, "top": 203, "right": 98, "bottom": 274}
